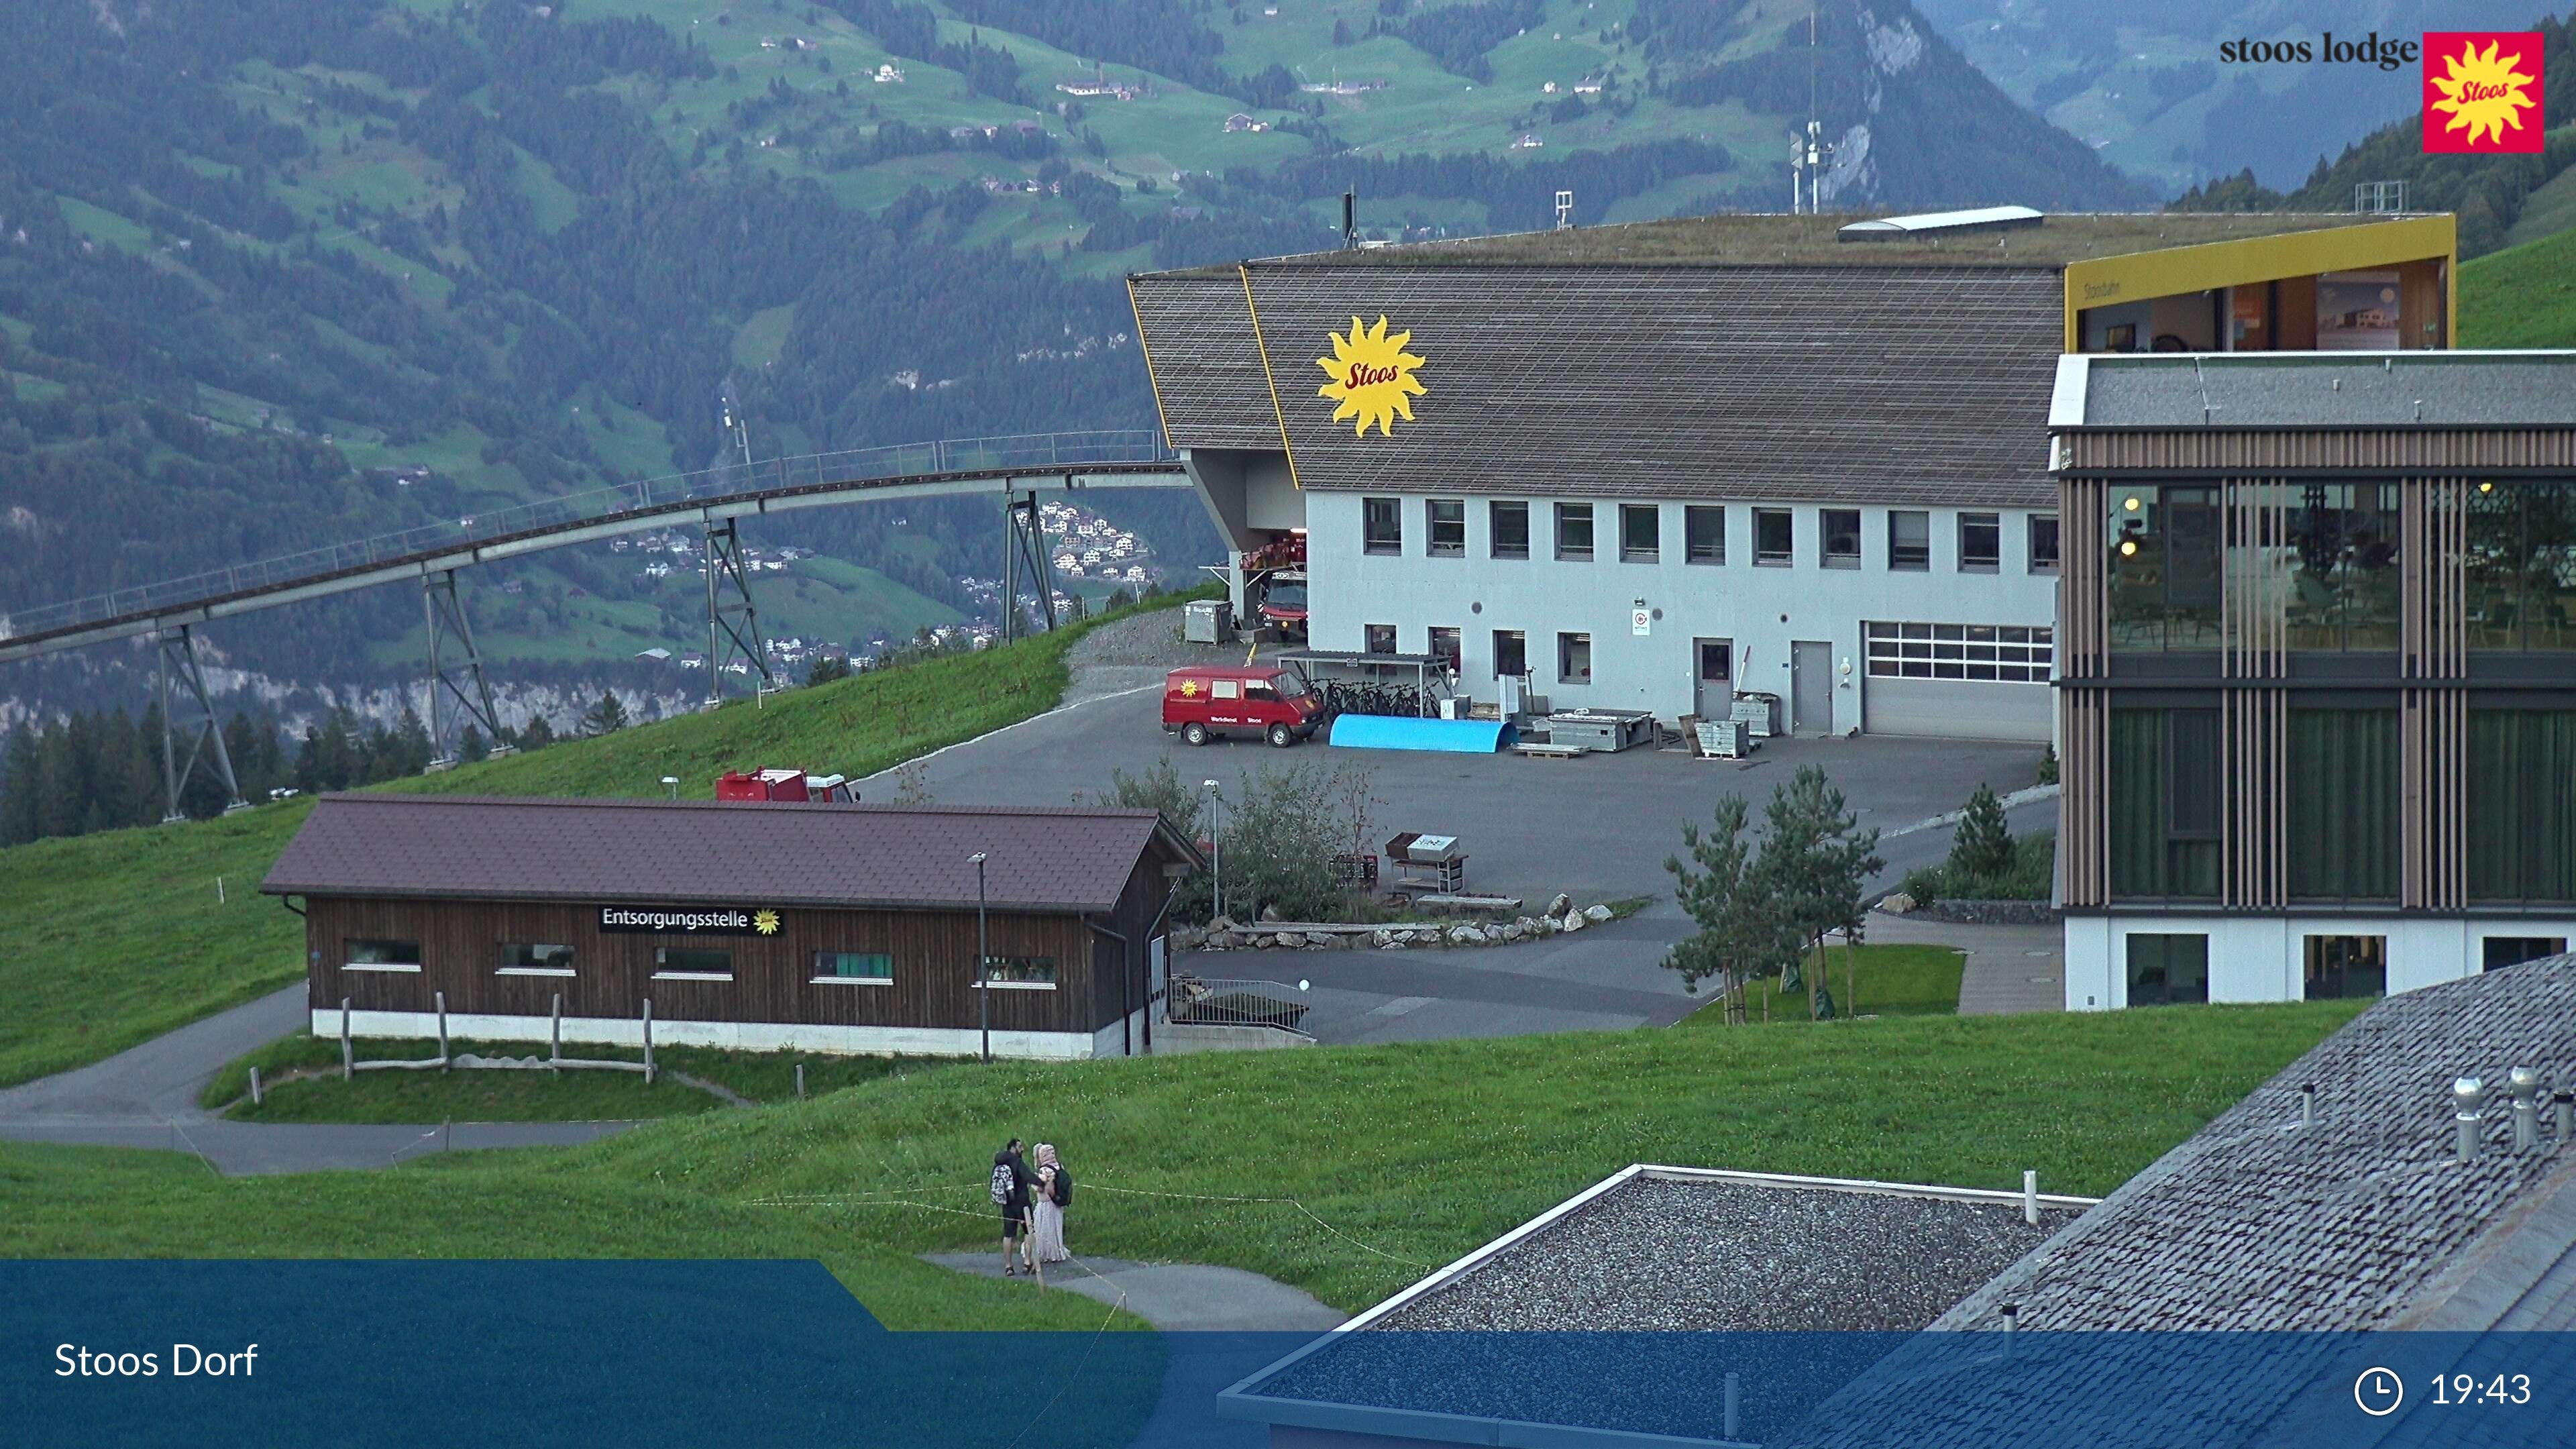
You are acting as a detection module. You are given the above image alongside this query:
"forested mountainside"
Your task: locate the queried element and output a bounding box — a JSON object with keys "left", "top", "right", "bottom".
{"left": 2166, "top": 13, "right": 2575, "bottom": 260}
{"left": 0, "top": 0, "right": 2148, "bottom": 735}
{"left": 1921, "top": 0, "right": 2561, "bottom": 197}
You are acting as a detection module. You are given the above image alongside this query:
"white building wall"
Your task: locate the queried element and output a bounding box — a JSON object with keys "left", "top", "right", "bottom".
{"left": 1305, "top": 491, "right": 2059, "bottom": 733}
{"left": 2063, "top": 914, "right": 2576, "bottom": 1009}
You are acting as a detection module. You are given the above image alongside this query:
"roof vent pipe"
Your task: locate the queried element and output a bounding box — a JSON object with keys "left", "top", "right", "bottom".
{"left": 1999, "top": 1303, "right": 2019, "bottom": 1356}
{"left": 2455, "top": 1076, "right": 2486, "bottom": 1163}
{"left": 2556, "top": 1089, "right": 2573, "bottom": 1143}
{"left": 2511, "top": 1067, "right": 2542, "bottom": 1152}
{"left": 2300, "top": 1084, "right": 2318, "bottom": 1128}
{"left": 2022, "top": 1169, "right": 2039, "bottom": 1225}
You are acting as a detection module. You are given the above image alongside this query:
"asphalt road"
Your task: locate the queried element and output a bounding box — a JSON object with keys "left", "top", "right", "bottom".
{"left": 867, "top": 682, "right": 2058, "bottom": 1044}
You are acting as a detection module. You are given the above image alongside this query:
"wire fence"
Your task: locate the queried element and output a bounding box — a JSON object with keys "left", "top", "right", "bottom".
{"left": 2, "top": 429, "right": 1176, "bottom": 639}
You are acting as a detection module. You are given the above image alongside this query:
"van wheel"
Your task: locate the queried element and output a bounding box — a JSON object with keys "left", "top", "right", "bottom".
{"left": 1267, "top": 722, "right": 1296, "bottom": 748}
{"left": 1183, "top": 722, "right": 1210, "bottom": 747}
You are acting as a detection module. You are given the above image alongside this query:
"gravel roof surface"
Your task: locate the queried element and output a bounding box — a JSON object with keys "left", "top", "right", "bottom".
{"left": 1370, "top": 1175, "right": 2078, "bottom": 1334}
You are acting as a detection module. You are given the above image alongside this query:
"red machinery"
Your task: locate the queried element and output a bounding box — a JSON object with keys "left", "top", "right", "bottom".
{"left": 716, "top": 768, "right": 857, "bottom": 803}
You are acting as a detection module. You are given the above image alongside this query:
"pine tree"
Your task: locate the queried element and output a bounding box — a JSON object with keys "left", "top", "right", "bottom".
{"left": 580, "top": 690, "right": 630, "bottom": 736}
{"left": 0, "top": 726, "right": 40, "bottom": 846}
{"left": 458, "top": 724, "right": 490, "bottom": 763}
{"left": 1949, "top": 783, "right": 2017, "bottom": 884}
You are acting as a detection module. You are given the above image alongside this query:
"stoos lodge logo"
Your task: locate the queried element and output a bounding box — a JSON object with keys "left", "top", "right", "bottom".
{"left": 1316, "top": 315, "right": 1426, "bottom": 437}
{"left": 2423, "top": 32, "right": 2544, "bottom": 153}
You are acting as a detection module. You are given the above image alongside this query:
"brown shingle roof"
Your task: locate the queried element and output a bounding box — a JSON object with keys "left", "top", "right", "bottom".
{"left": 260, "top": 795, "right": 1193, "bottom": 914}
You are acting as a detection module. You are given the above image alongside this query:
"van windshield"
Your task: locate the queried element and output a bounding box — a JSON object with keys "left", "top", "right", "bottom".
{"left": 1263, "top": 582, "right": 1308, "bottom": 610}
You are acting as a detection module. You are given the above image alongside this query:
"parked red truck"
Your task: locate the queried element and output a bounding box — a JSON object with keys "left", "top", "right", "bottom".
{"left": 1161, "top": 665, "right": 1322, "bottom": 748}
{"left": 716, "top": 767, "right": 857, "bottom": 802}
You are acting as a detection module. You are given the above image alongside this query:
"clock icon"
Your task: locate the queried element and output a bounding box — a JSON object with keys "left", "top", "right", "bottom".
{"left": 2355, "top": 1366, "right": 2405, "bottom": 1417}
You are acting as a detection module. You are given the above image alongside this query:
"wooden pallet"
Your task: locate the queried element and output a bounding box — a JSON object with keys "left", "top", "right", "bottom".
{"left": 1513, "top": 743, "right": 1589, "bottom": 759}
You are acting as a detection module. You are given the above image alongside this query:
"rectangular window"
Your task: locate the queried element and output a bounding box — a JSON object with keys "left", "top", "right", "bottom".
{"left": 1959, "top": 512, "right": 2001, "bottom": 572}
{"left": 345, "top": 938, "right": 421, "bottom": 972}
{"left": 2125, "top": 934, "right": 2209, "bottom": 1006}
{"left": 2465, "top": 480, "right": 2575, "bottom": 652}
{"left": 498, "top": 943, "right": 576, "bottom": 977}
{"left": 1821, "top": 508, "right": 1861, "bottom": 569}
{"left": 2483, "top": 936, "right": 2568, "bottom": 971}
{"left": 1862, "top": 623, "right": 2053, "bottom": 683}
{"left": 653, "top": 947, "right": 734, "bottom": 981}
{"left": 1427, "top": 498, "right": 1466, "bottom": 557}
{"left": 2029, "top": 514, "right": 2061, "bottom": 574}
{"left": 2466, "top": 709, "right": 2576, "bottom": 904}
{"left": 1684, "top": 506, "right": 1725, "bottom": 564}
{"left": 976, "top": 955, "right": 1059, "bottom": 989}
{"left": 1493, "top": 629, "right": 1527, "bottom": 678}
{"left": 1364, "top": 624, "right": 1397, "bottom": 655}
{"left": 1426, "top": 627, "right": 1461, "bottom": 673}
{"left": 1557, "top": 632, "right": 1591, "bottom": 684}
{"left": 813, "top": 951, "right": 893, "bottom": 984}
{"left": 1489, "top": 500, "right": 1530, "bottom": 559}
{"left": 1619, "top": 504, "right": 1660, "bottom": 563}
{"left": 1555, "top": 503, "right": 1594, "bottom": 561}
{"left": 2106, "top": 708, "right": 2221, "bottom": 900}
{"left": 2167, "top": 709, "right": 2221, "bottom": 838}
{"left": 1754, "top": 508, "right": 1792, "bottom": 566}
{"left": 1888, "top": 510, "right": 1931, "bottom": 571}
{"left": 2287, "top": 707, "right": 2400, "bottom": 903}
{"left": 1212, "top": 678, "right": 1242, "bottom": 700}
{"left": 1362, "top": 497, "right": 1401, "bottom": 555}
{"left": 2109, "top": 486, "right": 2222, "bottom": 651}
{"left": 2302, "top": 935, "right": 2386, "bottom": 1000}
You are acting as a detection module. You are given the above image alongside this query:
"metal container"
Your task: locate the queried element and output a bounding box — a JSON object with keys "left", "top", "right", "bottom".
{"left": 1731, "top": 692, "right": 1780, "bottom": 737}
{"left": 1695, "top": 718, "right": 1750, "bottom": 757}
{"left": 1183, "top": 599, "right": 1233, "bottom": 644}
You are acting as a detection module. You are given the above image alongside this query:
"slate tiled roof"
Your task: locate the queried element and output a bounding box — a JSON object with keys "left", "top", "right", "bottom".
{"left": 1233, "top": 264, "right": 2065, "bottom": 507}
{"left": 260, "top": 794, "right": 1192, "bottom": 914}
{"left": 1128, "top": 274, "right": 1283, "bottom": 451}
{"left": 1934, "top": 957, "right": 2576, "bottom": 1334}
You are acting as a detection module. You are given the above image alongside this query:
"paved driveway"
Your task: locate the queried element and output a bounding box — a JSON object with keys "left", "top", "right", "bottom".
{"left": 869, "top": 686, "right": 2057, "bottom": 1044}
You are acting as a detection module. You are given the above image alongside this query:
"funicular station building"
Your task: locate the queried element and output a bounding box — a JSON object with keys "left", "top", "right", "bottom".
{"left": 1129, "top": 209, "right": 2455, "bottom": 742}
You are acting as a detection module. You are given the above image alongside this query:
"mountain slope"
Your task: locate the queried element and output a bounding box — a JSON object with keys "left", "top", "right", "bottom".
{"left": 2461, "top": 223, "right": 2576, "bottom": 346}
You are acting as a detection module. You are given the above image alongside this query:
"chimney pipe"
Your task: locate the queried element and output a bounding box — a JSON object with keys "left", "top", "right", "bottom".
{"left": 2511, "top": 1067, "right": 2542, "bottom": 1152}
{"left": 2300, "top": 1084, "right": 2317, "bottom": 1128}
{"left": 2555, "top": 1089, "right": 2573, "bottom": 1143}
{"left": 2455, "top": 1076, "right": 2486, "bottom": 1163}
{"left": 1999, "top": 1303, "right": 2019, "bottom": 1356}
{"left": 2022, "top": 1169, "right": 2040, "bottom": 1225}
{"left": 1723, "top": 1372, "right": 1741, "bottom": 1441}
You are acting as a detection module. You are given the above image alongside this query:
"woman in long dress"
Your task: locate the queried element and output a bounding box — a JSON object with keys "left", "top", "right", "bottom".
{"left": 1029, "top": 1142, "right": 1070, "bottom": 1267}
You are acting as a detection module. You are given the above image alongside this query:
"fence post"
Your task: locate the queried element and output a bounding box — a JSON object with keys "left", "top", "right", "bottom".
{"left": 550, "top": 993, "right": 563, "bottom": 1068}
{"left": 796, "top": 1063, "right": 806, "bottom": 1102}
{"left": 435, "top": 990, "right": 449, "bottom": 1068}
{"left": 642, "top": 998, "right": 654, "bottom": 1085}
{"left": 341, "top": 997, "right": 353, "bottom": 1081}
{"left": 249, "top": 1066, "right": 262, "bottom": 1108}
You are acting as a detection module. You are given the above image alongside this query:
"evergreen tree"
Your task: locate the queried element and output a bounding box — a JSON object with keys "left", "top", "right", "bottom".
{"left": 1949, "top": 783, "right": 2016, "bottom": 882}
{"left": 580, "top": 690, "right": 631, "bottom": 736}
{"left": 458, "top": 724, "right": 490, "bottom": 763}
{"left": 0, "top": 727, "right": 40, "bottom": 846}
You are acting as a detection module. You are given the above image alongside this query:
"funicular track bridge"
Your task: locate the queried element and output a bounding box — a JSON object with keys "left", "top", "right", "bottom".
{"left": 0, "top": 430, "right": 1191, "bottom": 819}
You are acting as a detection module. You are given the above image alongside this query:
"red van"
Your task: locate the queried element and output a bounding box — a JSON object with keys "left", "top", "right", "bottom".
{"left": 1162, "top": 665, "right": 1322, "bottom": 747}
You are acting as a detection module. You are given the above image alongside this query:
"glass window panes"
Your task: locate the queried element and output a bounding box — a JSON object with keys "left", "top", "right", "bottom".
{"left": 1684, "top": 506, "right": 1725, "bottom": 564}
{"left": 1754, "top": 508, "right": 1792, "bottom": 565}
{"left": 1427, "top": 627, "right": 1461, "bottom": 672}
{"left": 1427, "top": 498, "right": 1465, "bottom": 557}
{"left": 2109, "top": 486, "right": 2223, "bottom": 651}
{"left": 1619, "top": 504, "right": 1659, "bottom": 562}
{"left": 1863, "top": 622, "right": 2053, "bottom": 682}
{"left": 2466, "top": 480, "right": 2576, "bottom": 651}
{"left": 2302, "top": 935, "right": 2386, "bottom": 1000}
{"left": 1558, "top": 632, "right": 1591, "bottom": 683}
{"left": 1212, "top": 678, "right": 1241, "bottom": 699}
{"left": 2029, "top": 515, "right": 2061, "bottom": 574}
{"left": 815, "top": 951, "right": 892, "bottom": 980}
{"left": 1888, "top": 511, "right": 1931, "bottom": 570}
{"left": 655, "top": 947, "right": 733, "bottom": 977}
{"left": 1492, "top": 630, "right": 1526, "bottom": 677}
{"left": 1555, "top": 502, "right": 1594, "bottom": 561}
{"left": 347, "top": 938, "right": 421, "bottom": 965}
{"left": 500, "top": 943, "right": 574, "bottom": 971}
{"left": 1364, "top": 625, "right": 1396, "bottom": 654}
{"left": 1362, "top": 497, "right": 1401, "bottom": 555}
{"left": 1489, "top": 500, "right": 1530, "bottom": 559}
{"left": 981, "top": 955, "right": 1057, "bottom": 985}
{"left": 2125, "top": 934, "right": 2209, "bottom": 1006}
{"left": 1822, "top": 508, "right": 1861, "bottom": 568}
{"left": 2483, "top": 936, "right": 2567, "bottom": 971}
{"left": 1960, "top": 513, "right": 2001, "bottom": 571}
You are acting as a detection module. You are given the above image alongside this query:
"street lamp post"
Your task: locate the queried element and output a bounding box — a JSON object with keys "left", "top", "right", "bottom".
{"left": 970, "top": 852, "right": 990, "bottom": 1063}
{"left": 1202, "top": 780, "right": 1222, "bottom": 920}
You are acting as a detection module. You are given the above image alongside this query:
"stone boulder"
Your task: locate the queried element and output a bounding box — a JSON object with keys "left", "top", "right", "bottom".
{"left": 1371, "top": 928, "right": 1394, "bottom": 949}
{"left": 1878, "top": 892, "right": 1917, "bottom": 915}
{"left": 1382, "top": 936, "right": 1409, "bottom": 950}
{"left": 1304, "top": 931, "right": 1334, "bottom": 948}
{"left": 1450, "top": 924, "right": 1487, "bottom": 945}
{"left": 1560, "top": 910, "right": 1587, "bottom": 933}
{"left": 1582, "top": 903, "right": 1614, "bottom": 922}
{"left": 1208, "top": 915, "right": 1238, "bottom": 935}
{"left": 1260, "top": 905, "right": 1283, "bottom": 922}
{"left": 1546, "top": 892, "right": 1572, "bottom": 917}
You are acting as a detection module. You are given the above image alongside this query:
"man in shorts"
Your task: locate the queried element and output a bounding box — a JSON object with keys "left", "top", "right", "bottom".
{"left": 994, "top": 1139, "right": 1032, "bottom": 1275}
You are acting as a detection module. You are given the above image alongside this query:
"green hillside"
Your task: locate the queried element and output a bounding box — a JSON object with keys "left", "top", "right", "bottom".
{"left": 2460, "top": 223, "right": 2576, "bottom": 347}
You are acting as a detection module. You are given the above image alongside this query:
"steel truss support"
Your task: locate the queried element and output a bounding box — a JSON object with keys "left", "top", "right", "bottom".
{"left": 154, "top": 623, "right": 248, "bottom": 822}
{"left": 422, "top": 569, "right": 506, "bottom": 768}
{"left": 704, "top": 519, "right": 773, "bottom": 706}
{"left": 998, "top": 485, "right": 1064, "bottom": 643}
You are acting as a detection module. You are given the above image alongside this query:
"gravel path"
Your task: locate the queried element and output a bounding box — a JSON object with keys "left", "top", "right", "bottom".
{"left": 1063, "top": 608, "right": 1263, "bottom": 704}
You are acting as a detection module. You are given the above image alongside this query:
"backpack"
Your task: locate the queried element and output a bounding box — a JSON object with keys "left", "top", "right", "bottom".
{"left": 989, "top": 1163, "right": 1014, "bottom": 1205}
{"left": 1049, "top": 1167, "right": 1073, "bottom": 1207}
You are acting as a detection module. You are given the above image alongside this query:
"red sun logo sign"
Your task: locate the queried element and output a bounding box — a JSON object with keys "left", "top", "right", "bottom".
{"left": 2422, "top": 32, "right": 2545, "bottom": 153}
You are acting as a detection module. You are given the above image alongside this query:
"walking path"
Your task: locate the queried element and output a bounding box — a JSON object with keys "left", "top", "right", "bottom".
{"left": 922, "top": 1251, "right": 1346, "bottom": 1332}
{"left": 0, "top": 985, "right": 635, "bottom": 1175}
{"left": 1864, "top": 912, "right": 2066, "bottom": 1015}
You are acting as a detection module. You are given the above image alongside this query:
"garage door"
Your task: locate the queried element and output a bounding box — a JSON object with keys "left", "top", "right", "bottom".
{"left": 1861, "top": 622, "right": 2053, "bottom": 743}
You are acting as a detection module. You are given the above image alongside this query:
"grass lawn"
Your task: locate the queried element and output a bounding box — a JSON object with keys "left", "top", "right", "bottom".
{"left": 0, "top": 591, "right": 1207, "bottom": 1090}
{"left": 2459, "top": 222, "right": 2576, "bottom": 349}
{"left": 1676, "top": 945, "right": 1969, "bottom": 1025}
{"left": 204, "top": 1032, "right": 954, "bottom": 1120}
{"left": 0, "top": 1002, "right": 2366, "bottom": 1324}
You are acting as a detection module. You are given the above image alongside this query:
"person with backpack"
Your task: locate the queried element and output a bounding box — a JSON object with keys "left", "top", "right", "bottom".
{"left": 991, "top": 1139, "right": 1034, "bottom": 1277}
{"left": 1029, "top": 1142, "right": 1071, "bottom": 1268}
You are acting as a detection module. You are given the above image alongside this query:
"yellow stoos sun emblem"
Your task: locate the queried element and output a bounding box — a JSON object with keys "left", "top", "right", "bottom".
{"left": 753, "top": 910, "right": 781, "bottom": 936}
{"left": 2426, "top": 37, "right": 2540, "bottom": 148}
{"left": 1316, "top": 315, "right": 1426, "bottom": 437}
